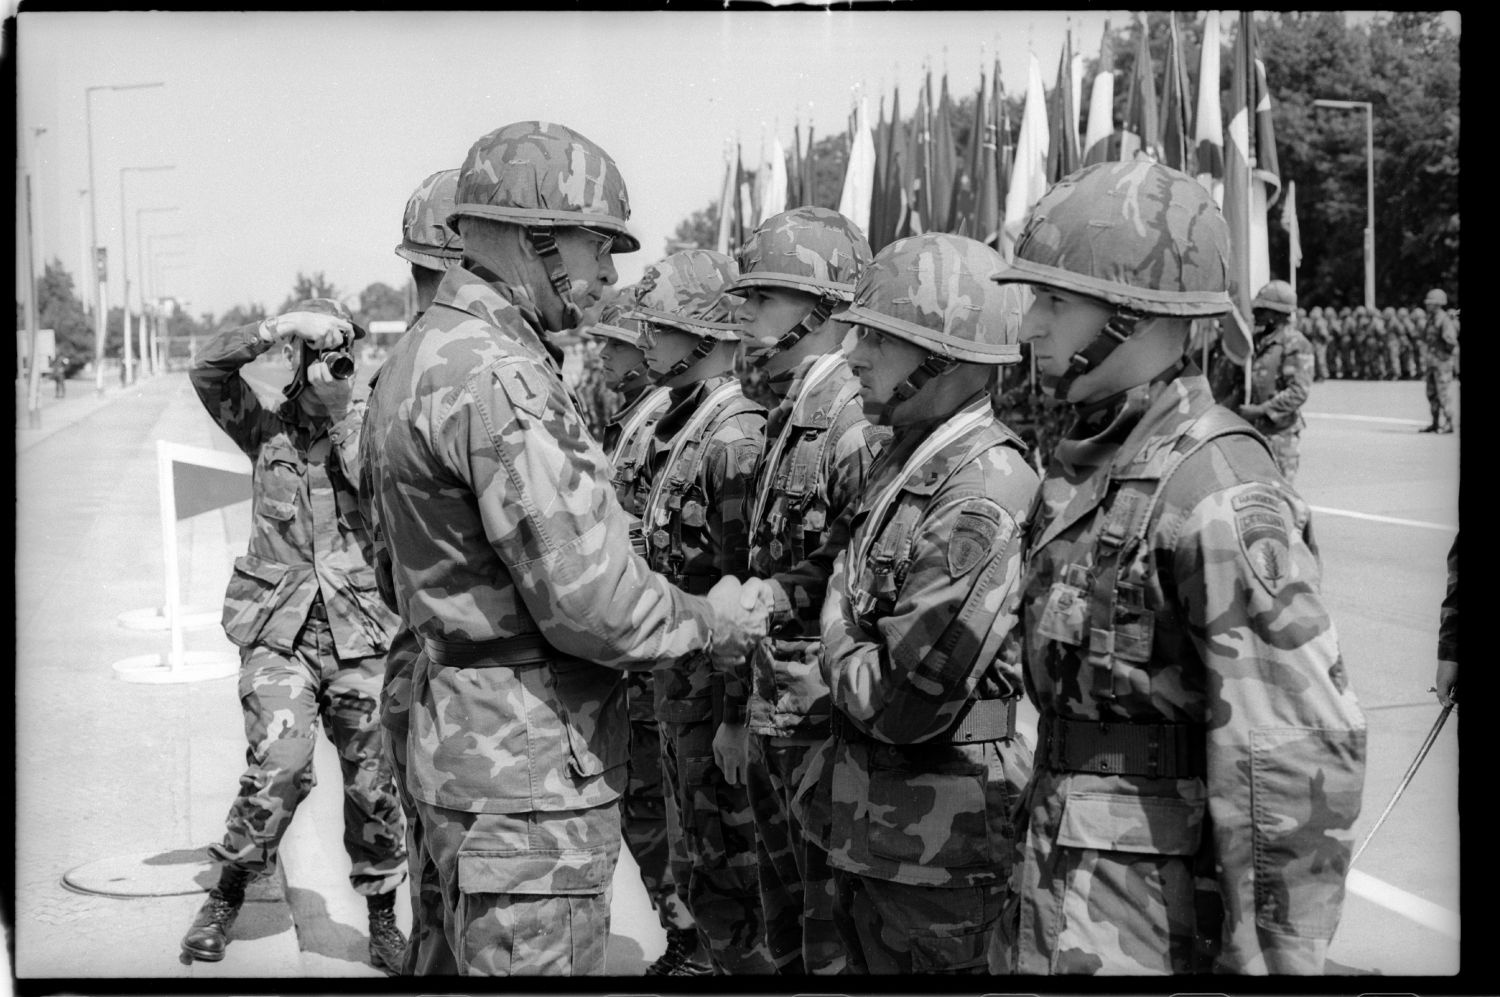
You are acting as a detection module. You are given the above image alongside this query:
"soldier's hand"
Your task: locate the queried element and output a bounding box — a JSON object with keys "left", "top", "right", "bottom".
{"left": 1433, "top": 659, "right": 1458, "bottom": 710}
{"left": 712, "top": 721, "right": 749, "bottom": 786}
{"left": 707, "top": 576, "right": 766, "bottom": 670}
{"left": 274, "top": 311, "right": 355, "bottom": 351}
{"left": 304, "top": 357, "right": 355, "bottom": 415}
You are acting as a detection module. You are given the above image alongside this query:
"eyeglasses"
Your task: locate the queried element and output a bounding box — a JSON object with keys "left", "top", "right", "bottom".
{"left": 577, "top": 225, "right": 616, "bottom": 260}
{"left": 850, "top": 325, "right": 887, "bottom": 349}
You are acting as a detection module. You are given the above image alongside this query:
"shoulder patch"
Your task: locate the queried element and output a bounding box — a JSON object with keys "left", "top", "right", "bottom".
{"left": 948, "top": 502, "right": 1006, "bottom": 577}
{"left": 1235, "top": 494, "right": 1292, "bottom": 595}
{"left": 493, "top": 362, "right": 550, "bottom": 419}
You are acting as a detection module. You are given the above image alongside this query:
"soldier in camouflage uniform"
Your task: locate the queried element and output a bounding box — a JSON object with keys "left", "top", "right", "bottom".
{"left": 618, "top": 249, "right": 775, "bottom": 975}
{"left": 584, "top": 301, "right": 710, "bottom": 976}
{"left": 358, "top": 168, "right": 466, "bottom": 976}
{"left": 717, "top": 206, "right": 880, "bottom": 975}
{"left": 183, "top": 298, "right": 407, "bottom": 973}
{"left": 788, "top": 234, "right": 1038, "bottom": 975}
{"left": 995, "top": 160, "right": 1366, "bottom": 974}
{"left": 361, "top": 121, "right": 757, "bottom": 976}
{"left": 1420, "top": 288, "right": 1459, "bottom": 433}
{"left": 1210, "top": 280, "right": 1315, "bottom": 483}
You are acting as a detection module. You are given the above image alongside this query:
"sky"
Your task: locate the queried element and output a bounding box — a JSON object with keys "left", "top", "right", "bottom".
{"left": 13, "top": 9, "right": 1456, "bottom": 321}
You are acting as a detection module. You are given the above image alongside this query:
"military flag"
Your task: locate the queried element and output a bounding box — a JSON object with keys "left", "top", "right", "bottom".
{"left": 757, "top": 133, "right": 788, "bottom": 226}
{"left": 931, "top": 71, "right": 958, "bottom": 232}
{"left": 1253, "top": 55, "right": 1283, "bottom": 211}
{"left": 1083, "top": 22, "right": 1117, "bottom": 165}
{"left": 786, "top": 123, "right": 804, "bottom": 210}
{"left": 1047, "top": 29, "right": 1081, "bottom": 182}
{"left": 1003, "top": 52, "right": 1049, "bottom": 258}
{"left": 993, "top": 56, "right": 1011, "bottom": 218}
{"left": 975, "top": 68, "right": 1003, "bottom": 248}
{"left": 1282, "top": 178, "right": 1301, "bottom": 290}
{"left": 1224, "top": 10, "right": 1278, "bottom": 369}
{"left": 870, "top": 95, "right": 889, "bottom": 244}
{"left": 874, "top": 83, "right": 910, "bottom": 251}
{"left": 1120, "top": 16, "right": 1161, "bottom": 162}
{"left": 801, "top": 121, "right": 816, "bottom": 207}
{"left": 1193, "top": 10, "right": 1225, "bottom": 202}
{"left": 909, "top": 74, "right": 933, "bottom": 234}
{"left": 736, "top": 142, "right": 755, "bottom": 250}
{"left": 1159, "top": 12, "right": 1195, "bottom": 173}
{"left": 947, "top": 66, "right": 987, "bottom": 238}
{"left": 715, "top": 142, "right": 736, "bottom": 254}
{"left": 838, "top": 95, "right": 877, "bottom": 237}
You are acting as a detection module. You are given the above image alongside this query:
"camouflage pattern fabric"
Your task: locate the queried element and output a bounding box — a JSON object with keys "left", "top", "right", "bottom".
{"left": 1209, "top": 321, "right": 1314, "bottom": 483}
{"left": 208, "top": 627, "right": 405, "bottom": 896}
{"left": 1424, "top": 307, "right": 1459, "bottom": 430}
{"left": 396, "top": 169, "right": 464, "bottom": 272}
{"left": 792, "top": 395, "right": 1037, "bottom": 977}
{"left": 412, "top": 799, "right": 621, "bottom": 975}
{"left": 191, "top": 323, "right": 401, "bottom": 661}
{"left": 450, "top": 120, "right": 639, "bottom": 251}
{"left": 1438, "top": 533, "right": 1458, "bottom": 664}
{"left": 1015, "top": 368, "right": 1366, "bottom": 975}
{"left": 727, "top": 205, "right": 871, "bottom": 300}
{"left": 623, "top": 250, "right": 742, "bottom": 340}
{"left": 832, "top": 869, "right": 1010, "bottom": 974}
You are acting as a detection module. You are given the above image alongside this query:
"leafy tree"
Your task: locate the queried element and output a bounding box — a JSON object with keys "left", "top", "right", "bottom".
{"left": 669, "top": 204, "right": 720, "bottom": 256}
{"left": 217, "top": 302, "right": 268, "bottom": 331}
{"left": 356, "top": 281, "right": 408, "bottom": 327}
{"left": 276, "top": 271, "right": 342, "bottom": 315}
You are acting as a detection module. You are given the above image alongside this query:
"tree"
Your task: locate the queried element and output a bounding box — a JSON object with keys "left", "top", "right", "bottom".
{"left": 216, "top": 302, "right": 268, "bottom": 331}
{"left": 669, "top": 204, "right": 720, "bottom": 255}
{"left": 29, "top": 259, "right": 93, "bottom": 369}
{"left": 276, "top": 271, "right": 342, "bottom": 314}
{"left": 356, "top": 281, "right": 408, "bottom": 327}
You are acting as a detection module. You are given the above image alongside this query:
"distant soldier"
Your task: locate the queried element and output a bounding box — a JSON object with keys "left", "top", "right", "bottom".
{"left": 1420, "top": 287, "right": 1458, "bottom": 433}
{"left": 996, "top": 161, "right": 1366, "bottom": 974}
{"left": 361, "top": 121, "right": 757, "bottom": 976}
{"left": 721, "top": 206, "right": 880, "bottom": 975}
{"left": 183, "top": 298, "right": 407, "bottom": 973}
{"left": 622, "top": 249, "right": 775, "bottom": 974}
{"left": 1308, "top": 309, "right": 1331, "bottom": 381}
{"left": 1381, "top": 307, "right": 1402, "bottom": 381}
{"left": 49, "top": 353, "right": 68, "bottom": 397}
{"left": 584, "top": 301, "right": 709, "bottom": 977}
{"left": 358, "top": 167, "right": 465, "bottom": 976}
{"left": 791, "top": 234, "right": 1037, "bottom": 975}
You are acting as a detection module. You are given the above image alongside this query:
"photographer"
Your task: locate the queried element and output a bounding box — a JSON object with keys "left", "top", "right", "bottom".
{"left": 181, "top": 299, "right": 407, "bottom": 974}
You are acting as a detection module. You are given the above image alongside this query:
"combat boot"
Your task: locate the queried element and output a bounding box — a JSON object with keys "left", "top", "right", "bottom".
{"left": 644, "top": 926, "right": 714, "bottom": 976}
{"left": 366, "top": 890, "right": 408, "bottom": 976}
{"left": 181, "top": 865, "right": 252, "bottom": 962}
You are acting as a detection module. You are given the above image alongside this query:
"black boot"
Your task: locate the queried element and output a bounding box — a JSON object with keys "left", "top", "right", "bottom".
{"left": 366, "top": 890, "right": 408, "bottom": 976}
{"left": 181, "top": 865, "right": 251, "bottom": 962}
{"left": 644, "top": 926, "right": 714, "bottom": 976}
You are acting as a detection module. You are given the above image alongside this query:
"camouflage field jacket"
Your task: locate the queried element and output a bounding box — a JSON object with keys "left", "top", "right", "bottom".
{"left": 1212, "top": 325, "right": 1314, "bottom": 436}
{"left": 191, "top": 323, "right": 398, "bottom": 661}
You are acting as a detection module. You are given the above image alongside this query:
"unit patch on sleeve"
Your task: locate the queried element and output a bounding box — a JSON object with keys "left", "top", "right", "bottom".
{"left": 1232, "top": 489, "right": 1292, "bottom": 596}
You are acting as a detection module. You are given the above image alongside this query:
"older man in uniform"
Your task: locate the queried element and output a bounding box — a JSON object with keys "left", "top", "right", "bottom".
{"left": 996, "top": 161, "right": 1366, "bottom": 974}
{"left": 361, "top": 121, "right": 757, "bottom": 976}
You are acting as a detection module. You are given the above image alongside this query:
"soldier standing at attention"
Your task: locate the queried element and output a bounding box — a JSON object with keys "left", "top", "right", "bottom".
{"left": 996, "top": 161, "right": 1366, "bottom": 974}
{"left": 719, "top": 206, "right": 879, "bottom": 975}
{"left": 183, "top": 298, "right": 408, "bottom": 974}
{"left": 585, "top": 300, "right": 710, "bottom": 977}
{"left": 1210, "top": 280, "right": 1315, "bottom": 484}
{"left": 1420, "top": 287, "right": 1458, "bottom": 434}
{"left": 358, "top": 168, "right": 465, "bottom": 976}
{"left": 361, "top": 121, "right": 759, "bottom": 976}
{"left": 790, "top": 234, "right": 1038, "bottom": 975}
{"left": 623, "top": 249, "right": 775, "bottom": 975}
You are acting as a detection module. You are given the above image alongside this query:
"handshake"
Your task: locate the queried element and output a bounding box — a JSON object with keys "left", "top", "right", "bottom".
{"left": 704, "top": 576, "right": 776, "bottom": 670}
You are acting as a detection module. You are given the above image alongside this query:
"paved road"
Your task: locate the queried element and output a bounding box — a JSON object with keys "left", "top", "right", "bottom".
{"left": 11, "top": 370, "right": 1465, "bottom": 987}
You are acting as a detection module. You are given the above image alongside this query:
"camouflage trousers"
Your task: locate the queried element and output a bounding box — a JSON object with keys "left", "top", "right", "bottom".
{"left": 1265, "top": 428, "right": 1301, "bottom": 485}
{"left": 413, "top": 799, "right": 621, "bottom": 975}
{"left": 623, "top": 672, "right": 694, "bottom": 933}
{"left": 660, "top": 715, "right": 777, "bottom": 974}
{"left": 381, "top": 627, "right": 457, "bottom": 975}
{"left": 832, "top": 870, "right": 1010, "bottom": 974}
{"left": 210, "top": 616, "right": 406, "bottom": 896}
{"left": 1426, "top": 360, "right": 1456, "bottom": 430}
{"left": 746, "top": 732, "right": 844, "bottom": 974}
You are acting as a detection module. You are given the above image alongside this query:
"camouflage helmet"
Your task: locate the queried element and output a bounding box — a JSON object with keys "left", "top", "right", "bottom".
{"left": 837, "top": 233, "right": 1024, "bottom": 365}
{"left": 994, "top": 161, "right": 1231, "bottom": 317}
{"left": 1425, "top": 288, "right": 1448, "bottom": 307}
{"left": 583, "top": 295, "right": 646, "bottom": 349}
{"left": 450, "top": 120, "right": 640, "bottom": 253}
{"left": 281, "top": 298, "right": 366, "bottom": 401}
{"left": 725, "top": 206, "right": 873, "bottom": 302}
{"left": 623, "top": 249, "right": 741, "bottom": 342}
{"left": 395, "top": 169, "right": 464, "bottom": 272}
{"left": 1251, "top": 279, "right": 1297, "bottom": 315}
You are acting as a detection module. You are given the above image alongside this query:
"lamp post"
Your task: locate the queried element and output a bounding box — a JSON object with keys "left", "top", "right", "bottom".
{"left": 136, "top": 207, "right": 179, "bottom": 377}
{"left": 119, "top": 164, "right": 174, "bottom": 385}
{"left": 1313, "top": 98, "right": 1376, "bottom": 310}
{"left": 147, "top": 236, "right": 190, "bottom": 370}
{"left": 85, "top": 81, "right": 164, "bottom": 394}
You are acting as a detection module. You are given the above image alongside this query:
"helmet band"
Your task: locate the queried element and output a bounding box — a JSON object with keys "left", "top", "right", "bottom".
{"left": 749, "top": 296, "right": 834, "bottom": 369}
{"left": 1052, "top": 308, "right": 1144, "bottom": 401}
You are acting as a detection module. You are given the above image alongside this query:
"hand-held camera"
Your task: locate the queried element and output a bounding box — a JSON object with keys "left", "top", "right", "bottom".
{"left": 317, "top": 341, "right": 356, "bottom": 380}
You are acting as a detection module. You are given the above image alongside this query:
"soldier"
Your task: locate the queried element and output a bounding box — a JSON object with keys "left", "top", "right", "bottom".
{"left": 358, "top": 168, "right": 465, "bottom": 976}
{"left": 995, "top": 161, "right": 1366, "bottom": 974}
{"left": 1211, "top": 280, "right": 1315, "bottom": 483}
{"left": 1434, "top": 533, "right": 1458, "bottom": 709}
{"left": 620, "top": 249, "right": 776, "bottom": 975}
{"left": 360, "top": 121, "right": 759, "bottom": 976}
{"left": 1420, "top": 287, "right": 1458, "bottom": 433}
{"left": 1381, "top": 307, "right": 1402, "bottom": 381}
{"left": 789, "top": 233, "right": 1038, "bottom": 975}
{"left": 1307, "top": 307, "right": 1330, "bottom": 382}
{"left": 183, "top": 298, "right": 408, "bottom": 973}
{"left": 719, "top": 206, "right": 880, "bottom": 975}
{"left": 584, "top": 301, "right": 710, "bottom": 976}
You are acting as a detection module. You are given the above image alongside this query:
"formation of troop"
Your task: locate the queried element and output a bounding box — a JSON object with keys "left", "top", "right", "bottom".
{"left": 183, "top": 119, "right": 1380, "bottom": 977}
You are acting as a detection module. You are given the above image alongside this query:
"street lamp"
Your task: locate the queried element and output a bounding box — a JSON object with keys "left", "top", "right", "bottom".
{"left": 1313, "top": 98, "right": 1376, "bottom": 310}
{"left": 119, "top": 164, "right": 175, "bottom": 385}
{"left": 136, "top": 207, "right": 180, "bottom": 376}
{"left": 85, "top": 81, "right": 164, "bottom": 394}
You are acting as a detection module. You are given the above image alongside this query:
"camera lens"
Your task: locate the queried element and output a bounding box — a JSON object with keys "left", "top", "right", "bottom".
{"left": 323, "top": 350, "right": 356, "bottom": 379}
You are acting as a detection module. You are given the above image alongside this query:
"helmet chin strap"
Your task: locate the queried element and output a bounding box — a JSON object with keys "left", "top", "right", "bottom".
{"left": 1049, "top": 308, "right": 1145, "bottom": 401}
{"left": 657, "top": 326, "right": 719, "bottom": 383}
{"left": 526, "top": 226, "right": 584, "bottom": 328}
{"left": 877, "top": 353, "right": 959, "bottom": 425}
{"left": 748, "top": 296, "right": 834, "bottom": 368}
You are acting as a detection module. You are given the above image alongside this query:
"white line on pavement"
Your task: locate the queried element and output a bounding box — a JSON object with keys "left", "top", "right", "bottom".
{"left": 1346, "top": 868, "right": 1459, "bottom": 939}
{"left": 1305, "top": 411, "right": 1428, "bottom": 426}
{"left": 1310, "top": 506, "right": 1457, "bottom": 533}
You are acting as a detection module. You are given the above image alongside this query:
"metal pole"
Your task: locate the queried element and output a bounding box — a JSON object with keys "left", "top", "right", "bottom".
{"left": 77, "top": 189, "right": 89, "bottom": 301}
{"left": 136, "top": 208, "right": 178, "bottom": 378}
{"left": 1364, "top": 103, "right": 1376, "bottom": 311}
{"left": 119, "top": 168, "right": 132, "bottom": 386}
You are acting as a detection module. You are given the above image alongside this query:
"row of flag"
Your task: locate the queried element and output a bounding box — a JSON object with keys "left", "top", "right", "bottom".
{"left": 713, "top": 11, "right": 1300, "bottom": 356}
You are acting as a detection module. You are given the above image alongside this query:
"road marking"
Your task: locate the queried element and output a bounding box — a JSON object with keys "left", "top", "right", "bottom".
{"left": 1346, "top": 868, "right": 1459, "bottom": 939}
{"left": 1305, "top": 411, "right": 1428, "bottom": 427}
{"left": 1310, "top": 506, "right": 1457, "bottom": 533}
